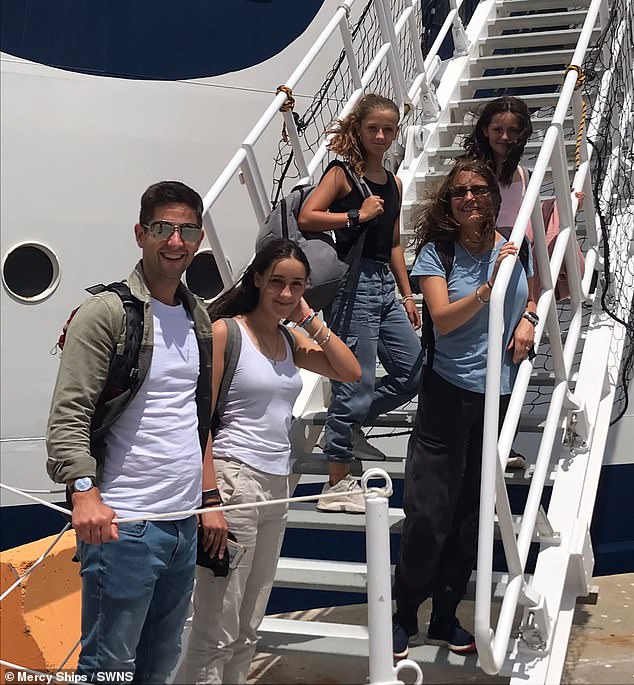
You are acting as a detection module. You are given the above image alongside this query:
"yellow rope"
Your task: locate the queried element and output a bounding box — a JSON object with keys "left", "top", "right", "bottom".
{"left": 276, "top": 85, "right": 295, "bottom": 112}
{"left": 565, "top": 65, "right": 587, "bottom": 171}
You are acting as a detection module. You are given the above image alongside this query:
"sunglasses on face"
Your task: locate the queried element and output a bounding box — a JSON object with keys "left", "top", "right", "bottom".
{"left": 142, "top": 220, "right": 203, "bottom": 243}
{"left": 449, "top": 185, "right": 491, "bottom": 198}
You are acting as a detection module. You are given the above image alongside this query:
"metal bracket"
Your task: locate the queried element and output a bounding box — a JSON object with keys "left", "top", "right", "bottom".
{"left": 536, "top": 505, "right": 561, "bottom": 546}
{"left": 518, "top": 603, "right": 551, "bottom": 653}
{"left": 563, "top": 407, "right": 590, "bottom": 454}
{"left": 402, "top": 126, "right": 426, "bottom": 170}
{"left": 416, "top": 83, "right": 441, "bottom": 122}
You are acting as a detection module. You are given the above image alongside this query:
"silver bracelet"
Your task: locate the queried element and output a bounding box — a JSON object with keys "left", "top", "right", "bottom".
{"left": 475, "top": 287, "right": 489, "bottom": 305}
{"left": 309, "top": 322, "right": 325, "bottom": 342}
{"left": 317, "top": 329, "right": 332, "bottom": 346}
{"left": 402, "top": 295, "right": 415, "bottom": 304}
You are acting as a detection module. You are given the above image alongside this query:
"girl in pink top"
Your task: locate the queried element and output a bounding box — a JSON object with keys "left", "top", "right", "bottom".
{"left": 463, "top": 95, "right": 533, "bottom": 231}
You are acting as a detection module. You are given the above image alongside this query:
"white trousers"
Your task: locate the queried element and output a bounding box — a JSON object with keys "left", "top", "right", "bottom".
{"left": 184, "top": 458, "right": 288, "bottom": 684}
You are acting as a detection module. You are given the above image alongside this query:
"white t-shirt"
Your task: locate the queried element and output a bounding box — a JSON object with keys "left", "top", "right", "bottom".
{"left": 100, "top": 298, "right": 202, "bottom": 518}
{"left": 212, "top": 320, "right": 302, "bottom": 475}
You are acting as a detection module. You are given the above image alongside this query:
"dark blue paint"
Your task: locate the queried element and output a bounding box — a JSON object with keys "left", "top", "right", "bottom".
{"left": 0, "top": 1, "right": 324, "bottom": 80}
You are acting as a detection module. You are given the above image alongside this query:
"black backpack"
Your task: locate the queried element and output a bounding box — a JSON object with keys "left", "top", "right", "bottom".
{"left": 419, "top": 230, "right": 530, "bottom": 368}
{"left": 56, "top": 282, "right": 144, "bottom": 436}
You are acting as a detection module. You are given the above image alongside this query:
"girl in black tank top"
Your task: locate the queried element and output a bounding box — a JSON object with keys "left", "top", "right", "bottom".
{"left": 298, "top": 94, "right": 423, "bottom": 509}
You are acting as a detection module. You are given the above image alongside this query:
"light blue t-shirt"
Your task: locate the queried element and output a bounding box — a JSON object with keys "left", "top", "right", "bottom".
{"left": 412, "top": 238, "right": 533, "bottom": 394}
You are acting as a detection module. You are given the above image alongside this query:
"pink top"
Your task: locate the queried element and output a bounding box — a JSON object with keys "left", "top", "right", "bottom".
{"left": 497, "top": 166, "right": 528, "bottom": 228}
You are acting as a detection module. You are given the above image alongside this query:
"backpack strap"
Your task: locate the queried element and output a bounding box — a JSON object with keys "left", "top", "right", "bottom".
{"left": 86, "top": 282, "right": 144, "bottom": 401}
{"left": 86, "top": 281, "right": 144, "bottom": 442}
{"left": 278, "top": 323, "right": 297, "bottom": 353}
{"left": 421, "top": 241, "right": 455, "bottom": 369}
{"left": 217, "top": 318, "right": 242, "bottom": 410}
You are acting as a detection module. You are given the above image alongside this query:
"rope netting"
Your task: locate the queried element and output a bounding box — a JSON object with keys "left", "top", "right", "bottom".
{"left": 583, "top": 0, "right": 634, "bottom": 424}
{"left": 270, "top": 0, "right": 425, "bottom": 207}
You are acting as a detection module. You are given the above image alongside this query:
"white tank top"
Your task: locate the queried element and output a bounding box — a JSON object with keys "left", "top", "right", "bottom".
{"left": 100, "top": 298, "right": 202, "bottom": 518}
{"left": 212, "top": 320, "right": 303, "bottom": 475}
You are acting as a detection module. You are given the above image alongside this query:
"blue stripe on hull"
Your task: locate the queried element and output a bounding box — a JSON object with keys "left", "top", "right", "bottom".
{"left": 0, "top": 1, "right": 325, "bottom": 80}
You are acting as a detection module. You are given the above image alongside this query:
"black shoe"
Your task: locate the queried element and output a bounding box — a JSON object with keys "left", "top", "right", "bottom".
{"left": 392, "top": 621, "right": 411, "bottom": 660}
{"left": 426, "top": 617, "right": 477, "bottom": 654}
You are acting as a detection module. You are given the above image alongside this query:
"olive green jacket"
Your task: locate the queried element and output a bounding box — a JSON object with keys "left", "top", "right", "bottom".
{"left": 46, "top": 261, "right": 213, "bottom": 484}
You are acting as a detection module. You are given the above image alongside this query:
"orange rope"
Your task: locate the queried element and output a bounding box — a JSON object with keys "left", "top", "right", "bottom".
{"left": 566, "top": 65, "right": 587, "bottom": 171}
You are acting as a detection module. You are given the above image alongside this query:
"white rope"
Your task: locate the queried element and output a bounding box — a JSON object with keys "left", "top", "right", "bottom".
{"left": 115, "top": 487, "right": 385, "bottom": 523}
{"left": 0, "top": 483, "right": 69, "bottom": 515}
{"left": 0, "top": 659, "right": 54, "bottom": 677}
{"left": 0, "top": 479, "right": 385, "bottom": 524}
{"left": 0, "top": 523, "right": 72, "bottom": 602}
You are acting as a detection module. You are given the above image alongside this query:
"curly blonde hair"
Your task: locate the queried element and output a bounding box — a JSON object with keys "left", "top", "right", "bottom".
{"left": 413, "top": 157, "right": 501, "bottom": 256}
{"left": 327, "top": 94, "right": 399, "bottom": 176}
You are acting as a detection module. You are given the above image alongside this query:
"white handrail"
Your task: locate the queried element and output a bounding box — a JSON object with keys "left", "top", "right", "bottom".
{"left": 475, "top": 0, "right": 616, "bottom": 674}
{"left": 198, "top": 0, "right": 467, "bottom": 293}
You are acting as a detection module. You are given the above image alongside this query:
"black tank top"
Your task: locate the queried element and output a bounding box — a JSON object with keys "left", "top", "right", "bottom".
{"left": 329, "top": 168, "right": 399, "bottom": 263}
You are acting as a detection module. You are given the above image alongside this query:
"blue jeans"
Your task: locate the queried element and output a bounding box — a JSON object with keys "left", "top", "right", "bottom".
{"left": 76, "top": 517, "right": 197, "bottom": 683}
{"left": 324, "top": 260, "right": 423, "bottom": 463}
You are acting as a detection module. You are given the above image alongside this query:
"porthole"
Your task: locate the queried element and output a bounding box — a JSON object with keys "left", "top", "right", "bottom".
{"left": 2, "top": 242, "right": 60, "bottom": 302}
{"left": 185, "top": 250, "right": 224, "bottom": 301}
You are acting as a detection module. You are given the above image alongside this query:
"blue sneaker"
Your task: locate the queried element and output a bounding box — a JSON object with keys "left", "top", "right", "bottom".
{"left": 392, "top": 621, "right": 411, "bottom": 660}
{"left": 426, "top": 617, "right": 477, "bottom": 654}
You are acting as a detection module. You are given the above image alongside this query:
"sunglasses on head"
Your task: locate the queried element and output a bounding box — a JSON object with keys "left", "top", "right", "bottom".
{"left": 449, "top": 185, "right": 491, "bottom": 198}
{"left": 142, "top": 220, "right": 203, "bottom": 243}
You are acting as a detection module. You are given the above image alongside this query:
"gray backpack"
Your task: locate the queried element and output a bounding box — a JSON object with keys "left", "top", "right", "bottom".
{"left": 255, "top": 161, "right": 371, "bottom": 312}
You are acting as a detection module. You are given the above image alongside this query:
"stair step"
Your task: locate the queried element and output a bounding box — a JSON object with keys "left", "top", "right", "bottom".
{"left": 300, "top": 408, "right": 552, "bottom": 433}
{"left": 291, "top": 451, "right": 557, "bottom": 484}
{"left": 464, "top": 69, "right": 565, "bottom": 90}
{"left": 472, "top": 48, "right": 574, "bottom": 70}
{"left": 497, "top": 0, "right": 590, "bottom": 15}
{"left": 451, "top": 92, "right": 562, "bottom": 117}
{"left": 286, "top": 505, "right": 560, "bottom": 545}
{"left": 436, "top": 115, "right": 573, "bottom": 137}
{"left": 258, "top": 619, "right": 493, "bottom": 665}
{"left": 481, "top": 27, "right": 599, "bottom": 51}
{"left": 431, "top": 139, "right": 575, "bottom": 161}
{"left": 274, "top": 558, "right": 512, "bottom": 599}
{"left": 491, "top": 10, "right": 588, "bottom": 32}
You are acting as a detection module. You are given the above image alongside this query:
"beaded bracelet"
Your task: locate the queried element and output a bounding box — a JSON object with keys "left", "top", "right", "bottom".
{"left": 317, "top": 329, "right": 332, "bottom": 346}
{"left": 309, "top": 322, "right": 325, "bottom": 342}
{"left": 297, "top": 310, "right": 316, "bottom": 328}
{"left": 475, "top": 287, "right": 489, "bottom": 305}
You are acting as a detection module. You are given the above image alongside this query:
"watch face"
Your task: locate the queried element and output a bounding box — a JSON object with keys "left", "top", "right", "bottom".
{"left": 74, "top": 477, "right": 94, "bottom": 492}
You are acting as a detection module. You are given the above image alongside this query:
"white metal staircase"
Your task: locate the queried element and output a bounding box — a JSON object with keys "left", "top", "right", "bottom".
{"left": 197, "top": 0, "right": 633, "bottom": 683}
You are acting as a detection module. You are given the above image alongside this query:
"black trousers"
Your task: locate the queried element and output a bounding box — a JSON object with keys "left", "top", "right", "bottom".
{"left": 393, "top": 368, "right": 510, "bottom": 634}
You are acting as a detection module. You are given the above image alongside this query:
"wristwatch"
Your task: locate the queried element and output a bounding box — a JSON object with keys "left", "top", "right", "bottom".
{"left": 522, "top": 310, "right": 540, "bottom": 326}
{"left": 68, "top": 477, "right": 97, "bottom": 495}
{"left": 346, "top": 209, "right": 360, "bottom": 229}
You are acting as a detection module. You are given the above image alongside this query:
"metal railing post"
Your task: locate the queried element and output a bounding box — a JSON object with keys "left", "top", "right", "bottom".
{"left": 362, "top": 469, "right": 422, "bottom": 685}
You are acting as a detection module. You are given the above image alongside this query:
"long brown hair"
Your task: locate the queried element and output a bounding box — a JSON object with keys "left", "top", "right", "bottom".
{"left": 462, "top": 96, "right": 533, "bottom": 186}
{"left": 413, "top": 157, "right": 501, "bottom": 256}
{"left": 327, "top": 94, "right": 399, "bottom": 176}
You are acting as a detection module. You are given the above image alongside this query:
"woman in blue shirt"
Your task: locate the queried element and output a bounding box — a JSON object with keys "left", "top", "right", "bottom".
{"left": 392, "top": 157, "right": 537, "bottom": 658}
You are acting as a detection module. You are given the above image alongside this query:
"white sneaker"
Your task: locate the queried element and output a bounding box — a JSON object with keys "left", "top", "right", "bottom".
{"left": 352, "top": 426, "right": 387, "bottom": 461}
{"left": 316, "top": 474, "right": 366, "bottom": 514}
{"left": 506, "top": 449, "right": 528, "bottom": 470}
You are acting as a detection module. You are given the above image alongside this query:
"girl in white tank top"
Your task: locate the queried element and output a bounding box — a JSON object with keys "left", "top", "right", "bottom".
{"left": 184, "top": 238, "right": 360, "bottom": 684}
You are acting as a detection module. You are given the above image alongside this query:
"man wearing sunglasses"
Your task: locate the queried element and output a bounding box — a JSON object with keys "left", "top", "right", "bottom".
{"left": 46, "top": 181, "right": 213, "bottom": 682}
